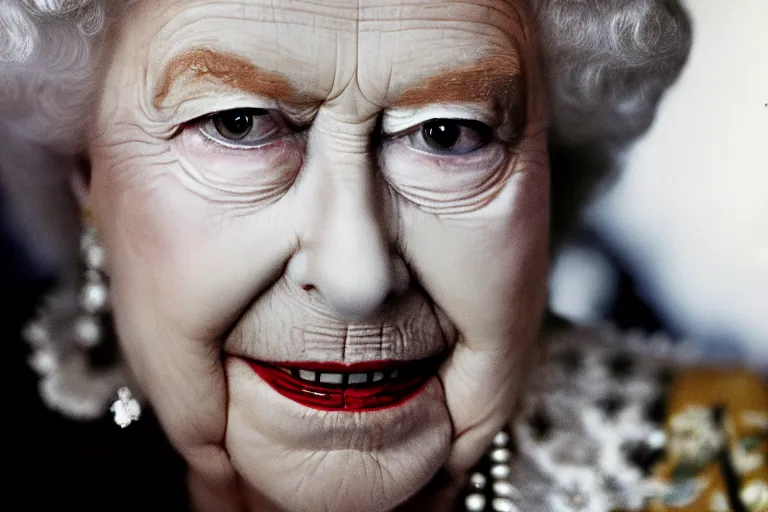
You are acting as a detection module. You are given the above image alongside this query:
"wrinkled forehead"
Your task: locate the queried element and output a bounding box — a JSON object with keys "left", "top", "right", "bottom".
{"left": 118, "top": 0, "right": 532, "bottom": 108}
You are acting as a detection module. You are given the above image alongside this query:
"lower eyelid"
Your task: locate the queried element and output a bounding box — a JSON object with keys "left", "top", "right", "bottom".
{"left": 387, "top": 137, "right": 496, "bottom": 161}
{"left": 197, "top": 127, "right": 308, "bottom": 154}
{"left": 198, "top": 122, "right": 285, "bottom": 149}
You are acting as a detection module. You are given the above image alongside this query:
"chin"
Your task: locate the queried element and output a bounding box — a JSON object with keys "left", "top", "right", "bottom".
{"left": 224, "top": 357, "right": 453, "bottom": 512}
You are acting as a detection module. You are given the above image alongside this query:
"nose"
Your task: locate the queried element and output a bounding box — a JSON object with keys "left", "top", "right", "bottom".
{"left": 312, "top": 192, "right": 392, "bottom": 319}
{"left": 287, "top": 141, "right": 405, "bottom": 320}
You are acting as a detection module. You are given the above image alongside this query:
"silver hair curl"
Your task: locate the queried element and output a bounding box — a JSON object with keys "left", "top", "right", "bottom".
{"left": 1, "top": 0, "right": 109, "bottom": 149}
{"left": 0, "top": 0, "right": 691, "bottom": 277}
{"left": 531, "top": 0, "right": 691, "bottom": 146}
{"left": 0, "top": 0, "right": 116, "bottom": 318}
{"left": 529, "top": 0, "right": 691, "bottom": 240}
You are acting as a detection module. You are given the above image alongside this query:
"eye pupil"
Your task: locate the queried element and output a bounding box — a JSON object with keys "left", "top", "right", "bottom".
{"left": 213, "top": 110, "right": 253, "bottom": 140}
{"left": 422, "top": 121, "right": 460, "bottom": 150}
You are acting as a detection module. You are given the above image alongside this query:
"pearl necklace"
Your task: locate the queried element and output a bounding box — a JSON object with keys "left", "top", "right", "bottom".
{"left": 463, "top": 430, "right": 520, "bottom": 512}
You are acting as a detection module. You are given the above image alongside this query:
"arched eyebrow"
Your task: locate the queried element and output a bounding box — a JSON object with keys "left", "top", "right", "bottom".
{"left": 391, "top": 55, "right": 523, "bottom": 110}
{"left": 152, "top": 49, "right": 313, "bottom": 109}
{"left": 153, "top": 49, "right": 524, "bottom": 114}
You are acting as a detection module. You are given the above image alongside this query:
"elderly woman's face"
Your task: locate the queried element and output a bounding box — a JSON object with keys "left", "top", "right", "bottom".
{"left": 89, "top": 0, "right": 548, "bottom": 509}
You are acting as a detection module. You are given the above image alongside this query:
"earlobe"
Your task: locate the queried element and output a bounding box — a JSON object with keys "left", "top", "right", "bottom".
{"left": 70, "top": 152, "right": 92, "bottom": 209}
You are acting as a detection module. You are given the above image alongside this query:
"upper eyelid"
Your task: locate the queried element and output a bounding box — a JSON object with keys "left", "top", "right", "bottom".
{"left": 381, "top": 105, "right": 497, "bottom": 135}
{"left": 192, "top": 107, "right": 269, "bottom": 124}
{"left": 163, "top": 91, "right": 320, "bottom": 130}
{"left": 192, "top": 108, "right": 313, "bottom": 135}
{"left": 175, "top": 108, "right": 261, "bottom": 136}
{"left": 162, "top": 93, "right": 279, "bottom": 122}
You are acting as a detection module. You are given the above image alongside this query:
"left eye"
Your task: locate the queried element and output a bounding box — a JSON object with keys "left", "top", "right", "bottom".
{"left": 406, "top": 119, "right": 493, "bottom": 155}
{"left": 198, "top": 108, "right": 286, "bottom": 148}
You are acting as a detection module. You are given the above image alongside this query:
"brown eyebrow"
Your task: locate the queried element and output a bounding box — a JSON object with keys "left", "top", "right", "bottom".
{"left": 154, "top": 50, "right": 523, "bottom": 118}
{"left": 153, "top": 49, "right": 308, "bottom": 108}
{"left": 390, "top": 55, "right": 524, "bottom": 109}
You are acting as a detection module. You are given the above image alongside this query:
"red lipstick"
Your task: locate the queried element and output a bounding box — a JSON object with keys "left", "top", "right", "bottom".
{"left": 247, "top": 358, "right": 440, "bottom": 412}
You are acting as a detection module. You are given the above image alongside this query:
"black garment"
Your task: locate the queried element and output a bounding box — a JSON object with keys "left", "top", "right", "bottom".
{"left": 3, "top": 282, "right": 189, "bottom": 512}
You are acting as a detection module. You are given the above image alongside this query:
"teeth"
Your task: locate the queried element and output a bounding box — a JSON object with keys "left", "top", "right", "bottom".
{"left": 281, "top": 366, "right": 406, "bottom": 385}
{"left": 298, "top": 369, "right": 316, "bottom": 381}
{"left": 319, "top": 373, "right": 343, "bottom": 384}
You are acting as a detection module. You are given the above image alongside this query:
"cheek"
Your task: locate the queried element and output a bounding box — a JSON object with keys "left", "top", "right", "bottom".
{"left": 89, "top": 140, "right": 299, "bottom": 340}
{"left": 398, "top": 139, "right": 549, "bottom": 340}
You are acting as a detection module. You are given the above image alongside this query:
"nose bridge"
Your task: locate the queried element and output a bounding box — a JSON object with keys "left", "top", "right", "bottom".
{"left": 298, "top": 116, "right": 393, "bottom": 320}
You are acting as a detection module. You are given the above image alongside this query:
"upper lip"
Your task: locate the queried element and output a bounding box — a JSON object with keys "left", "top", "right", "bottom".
{"left": 222, "top": 286, "right": 453, "bottom": 367}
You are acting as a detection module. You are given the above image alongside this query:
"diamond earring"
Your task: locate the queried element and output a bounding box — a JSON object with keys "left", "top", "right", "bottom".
{"left": 111, "top": 386, "right": 142, "bottom": 428}
{"left": 22, "top": 219, "right": 136, "bottom": 422}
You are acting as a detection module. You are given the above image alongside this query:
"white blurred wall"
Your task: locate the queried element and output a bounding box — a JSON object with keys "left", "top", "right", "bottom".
{"left": 581, "top": 0, "right": 768, "bottom": 360}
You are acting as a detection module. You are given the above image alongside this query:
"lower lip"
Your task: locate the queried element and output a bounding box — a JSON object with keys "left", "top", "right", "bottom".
{"left": 246, "top": 359, "right": 440, "bottom": 412}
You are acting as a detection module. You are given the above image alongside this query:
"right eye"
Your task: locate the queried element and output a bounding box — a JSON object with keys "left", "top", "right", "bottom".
{"left": 198, "top": 108, "right": 288, "bottom": 148}
{"left": 398, "top": 118, "right": 494, "bottom": 156}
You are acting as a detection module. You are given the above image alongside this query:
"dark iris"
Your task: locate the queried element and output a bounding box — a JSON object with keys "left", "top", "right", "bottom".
{"left": 212, "top": 109, "right": 259, "bottom": 140}
{"left": 422, "top": 120, "right": 461, "bottom": 151}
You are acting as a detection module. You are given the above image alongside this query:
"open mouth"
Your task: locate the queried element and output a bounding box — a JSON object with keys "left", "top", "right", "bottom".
{"left": 247, "top": 357, "right": 442, "bottom": 412}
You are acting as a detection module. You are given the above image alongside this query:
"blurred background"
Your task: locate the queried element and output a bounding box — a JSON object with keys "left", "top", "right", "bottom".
{"left": 549, "top": 0, "right": 768, "bottom": 364}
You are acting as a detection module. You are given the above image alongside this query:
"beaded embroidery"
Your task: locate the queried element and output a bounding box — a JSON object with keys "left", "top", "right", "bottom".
{"left": 459, "top": 326, "right": 768, "bottom": 512}
{"left": 460, "top": 325, "right": 687, "bottom": 511}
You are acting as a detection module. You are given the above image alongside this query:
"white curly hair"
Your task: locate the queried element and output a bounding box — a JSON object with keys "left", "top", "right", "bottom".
{"left": 0, "top": 0, "right": 691, "bottom": 289}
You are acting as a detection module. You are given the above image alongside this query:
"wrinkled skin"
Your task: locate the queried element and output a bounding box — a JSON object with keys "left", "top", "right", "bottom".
{"left": 87, "top": 0, "right": 549, "bottom": 510}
